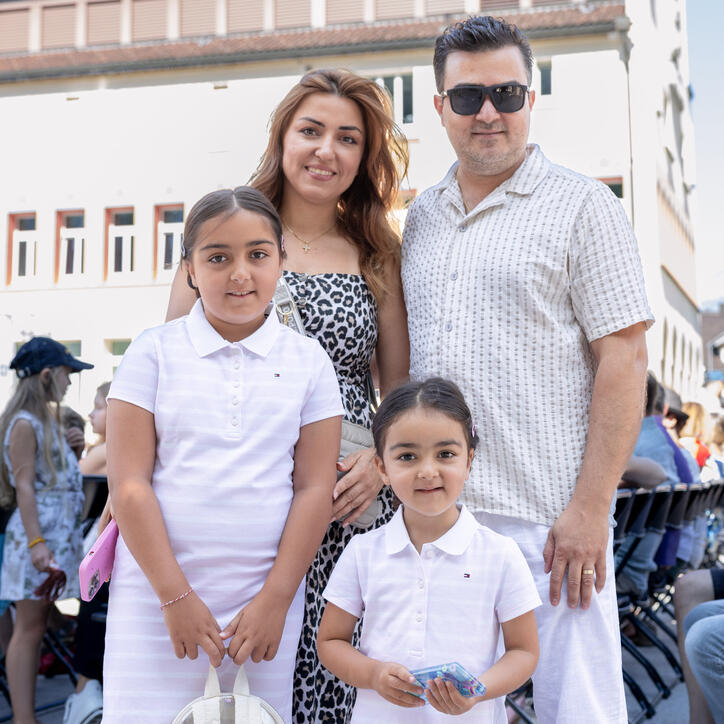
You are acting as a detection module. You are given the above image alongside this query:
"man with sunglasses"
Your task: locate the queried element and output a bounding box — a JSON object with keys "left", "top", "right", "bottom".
{"left": 402, "top": 15, "right": 653, "bottom": 723}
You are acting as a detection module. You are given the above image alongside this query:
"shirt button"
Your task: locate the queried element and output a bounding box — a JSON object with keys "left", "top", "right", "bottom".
{"left": 415, "top": 614, "right": 423, "bottom": 623}
{"left": 231, "top": 418, "right": 238, "bottom": 426}
{"left": 417, "top": 579, "right": 424, "bottom": 589}
{"left": 425, "top": 550, "right": 434, "bottom": 559}
{"left": 445, "top": 322, "right": 452, "bottom": 332}
{"left": 450, "top": 272, "right": 458, "bottom": 281}
{"left": 232, "top": 397, "right": 238, "bottom": 405}
{"left": 233, "top": 381, "right": 240, "bottom": 388}
{"left": 234, "top": 361, "right": 240, "bottom": 369}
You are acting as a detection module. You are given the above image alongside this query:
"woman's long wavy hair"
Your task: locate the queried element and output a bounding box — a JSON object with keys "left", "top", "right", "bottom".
{"left": 249, "top": 69, "right": 409, "bottom": 303}
{"left": 0, "top": 369, "right": 66, "bottom": 508}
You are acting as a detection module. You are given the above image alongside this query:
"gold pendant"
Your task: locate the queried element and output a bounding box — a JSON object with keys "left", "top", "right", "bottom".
{"left": 302, "top": 241, "right": 311, "bottom": 253}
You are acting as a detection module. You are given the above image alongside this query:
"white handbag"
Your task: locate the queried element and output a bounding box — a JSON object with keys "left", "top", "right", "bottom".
{"left": 172, "top": 665, "right": 284, "bottom": 724}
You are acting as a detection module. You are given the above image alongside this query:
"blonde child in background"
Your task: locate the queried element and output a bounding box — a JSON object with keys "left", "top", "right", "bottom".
{"left": 102, "top": 186, "right": 343, "bottom": 722}
{"left": 318, "top": 378, "right": 540, "bottom": 723}
{"left": 80, "top": 382, "right": 111, "bottom": 477}
{"left": 0, "top": 337, "right": 92, "bottom": 724}
{"left": 62, "top": 382, "right": 111, "bottom": 724}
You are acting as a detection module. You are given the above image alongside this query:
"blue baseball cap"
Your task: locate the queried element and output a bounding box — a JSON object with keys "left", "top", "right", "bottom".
{"left": 705, "top": 370, "right": 724, "bottom": 384}
{"left": 10, "top": 337, "right": 93, "bottom": 379}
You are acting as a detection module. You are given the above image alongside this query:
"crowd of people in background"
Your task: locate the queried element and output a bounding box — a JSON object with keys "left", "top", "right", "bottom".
{"left": 0, "top": 13, "right": 722, "bottom": 724}
{"left": 615, "top": 369, "right": 724, "bottom": 722}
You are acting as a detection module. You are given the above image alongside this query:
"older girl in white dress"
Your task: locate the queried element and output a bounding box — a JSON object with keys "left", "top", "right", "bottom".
{"left": 102, "top": 187, "right": 344, "bottom": 722}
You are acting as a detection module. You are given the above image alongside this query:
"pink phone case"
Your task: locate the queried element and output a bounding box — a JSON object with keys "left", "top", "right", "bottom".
{"left": 78, "top": 520, "right": 119, "bottom": 602}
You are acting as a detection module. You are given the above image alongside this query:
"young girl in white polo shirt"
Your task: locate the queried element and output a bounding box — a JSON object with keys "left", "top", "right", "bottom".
{"left": 103, "top": 187, "right": 344, "bottom": 722}
{"left": 318, "top": 378, "right": 540, "bottom": 722}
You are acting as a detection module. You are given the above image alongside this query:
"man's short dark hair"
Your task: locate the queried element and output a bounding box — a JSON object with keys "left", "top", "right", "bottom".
{"left": 433, "top": 16, "right": 534, "bottom": 92}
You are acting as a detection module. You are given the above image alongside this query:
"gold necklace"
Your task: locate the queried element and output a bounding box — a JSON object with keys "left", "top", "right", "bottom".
{"left": 283, "top": 220, "right": 337, "bottom": 254}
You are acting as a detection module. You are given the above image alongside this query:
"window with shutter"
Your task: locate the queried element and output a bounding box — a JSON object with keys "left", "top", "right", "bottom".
{"left": 375, "top": 0, "right": 414, "bottom": 21}
{"left": 0, "top": 9, "right": 29, "bottom": 53}
{"left": 42, "top": 5, "right": 76, "bottom": 49}
{"left": 275, "top": 0, "right": 311, "bottom": 29}
{"left": 87, "top": 1, "right": 121, "bottom": 45}
{"left": 227, "top": 0, "right": 264, "bottom": 32}
{"left": 180, "top": 0, "right": 216, "bottom": 37}
{"left": 326, "top": 0, "right": 364, "bottom": 24}
{"left": 133, "top": 0, "right": 167, "bottom": 41}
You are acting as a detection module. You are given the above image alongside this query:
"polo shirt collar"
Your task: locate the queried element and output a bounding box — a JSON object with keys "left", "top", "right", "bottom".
{"left": 435, "top": 143, "right": 550, "bottom": 217}
{"left": 384, "top": 504, "right": 479, "bottom": 556}
{"left": 186, "top": 298, "right": 280, "bottom": 359}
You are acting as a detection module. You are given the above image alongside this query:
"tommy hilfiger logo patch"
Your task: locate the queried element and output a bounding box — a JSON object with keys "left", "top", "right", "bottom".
{"left": 274, "top": 373, "right": 280, "bottom": 378}
{"left": 463, "top": 573, "right": 471, "bottom": 578}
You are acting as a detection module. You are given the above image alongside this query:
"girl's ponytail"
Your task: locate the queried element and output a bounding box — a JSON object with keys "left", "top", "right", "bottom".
{"left": 0, "top": 371, "right": 65, "bottom": 506}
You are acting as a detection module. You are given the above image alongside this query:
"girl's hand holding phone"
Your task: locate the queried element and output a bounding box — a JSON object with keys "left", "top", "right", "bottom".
{"left": 425, "top": 677, "right": 485, "bottom": 715}
{"left": 162, "top": 591, "right": 225, "bottom": 667}
{"left": 370, "top": 661, "right": 425, "bottom": 708}
{"left": 220, "top": 589, "right": 288, "bottom": 665}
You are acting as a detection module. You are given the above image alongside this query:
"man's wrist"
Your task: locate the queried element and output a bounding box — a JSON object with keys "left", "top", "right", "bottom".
{"left": 567, "top": 490, "right": 611, "bottom": 520}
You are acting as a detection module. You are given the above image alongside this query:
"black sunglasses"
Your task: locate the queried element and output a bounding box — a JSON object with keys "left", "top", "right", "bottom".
{"left": 441, "top": 83, "right": 529, "bottom": 115}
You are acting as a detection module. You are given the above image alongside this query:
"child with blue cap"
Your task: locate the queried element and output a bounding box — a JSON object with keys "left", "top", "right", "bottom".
{"left": 0, "top": 336, "right": 92, "bottom": 722}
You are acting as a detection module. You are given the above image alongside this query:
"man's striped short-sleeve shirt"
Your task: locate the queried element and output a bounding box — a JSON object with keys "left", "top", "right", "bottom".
{"left": 402, "top": 144, "right": 654, "bottom": 526}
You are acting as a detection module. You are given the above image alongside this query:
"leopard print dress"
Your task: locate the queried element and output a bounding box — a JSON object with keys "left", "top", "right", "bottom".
{"left": 284, "top": 271, "right": 395, "bottom": 724}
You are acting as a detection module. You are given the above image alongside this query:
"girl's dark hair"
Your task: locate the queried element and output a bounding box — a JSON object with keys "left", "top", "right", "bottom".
{"left": 372, "top": 378, "right": 478, "bottom": 453}
{"left": 645, "top": 372, "right": 665, "bottom": 417}
{"left": 181, "top": 186, "right": 283, "bottom": 294}
{"left": 433, "top": 16, "right": 534, "bottom": 92}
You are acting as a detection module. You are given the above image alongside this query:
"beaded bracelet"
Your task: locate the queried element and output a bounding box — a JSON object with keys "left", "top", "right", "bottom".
{"left": 160, "top": 587, "right": 193, "bottom": 610}
{"left": 27, "top": 536, "right": 46, "bottom": 549}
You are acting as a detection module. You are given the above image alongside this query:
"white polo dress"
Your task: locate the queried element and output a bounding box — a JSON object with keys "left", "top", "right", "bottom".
{"left": 103, "top": 300, "right": 344, "bottom": 723}
{"left": 323, "top": 505, "right": 541, "bottom": 722}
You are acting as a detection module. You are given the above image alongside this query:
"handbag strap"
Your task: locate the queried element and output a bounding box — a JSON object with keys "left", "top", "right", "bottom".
{"left": 274, "top": 277, "right": 378, "bottom": 415}
{"left": 273, "top": 277, "right": 305, "bottom": 334}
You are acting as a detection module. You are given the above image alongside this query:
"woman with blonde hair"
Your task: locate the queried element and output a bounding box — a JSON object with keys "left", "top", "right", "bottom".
{"left": 166, "top": 68, "right": 410, "bottom": 722}
{"left": 0, "top": 337, "right": 92, "bottom": 724}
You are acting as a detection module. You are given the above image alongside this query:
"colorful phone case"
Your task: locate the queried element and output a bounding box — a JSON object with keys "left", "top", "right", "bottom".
{"left": 410, "top": 662, "right": 486, "bottom": 701}
{"left": 78, "top": 520, "right": 119, "bottom": 602}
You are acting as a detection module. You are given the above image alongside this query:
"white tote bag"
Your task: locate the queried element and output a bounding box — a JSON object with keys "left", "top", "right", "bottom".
{"left": 172, "top": 665, "right": 284, "bottom": 724}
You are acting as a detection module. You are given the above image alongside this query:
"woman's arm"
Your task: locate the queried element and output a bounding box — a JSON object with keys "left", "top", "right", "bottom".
{"left": 375, "top": 256, "right": 409, "bottom": 397}
{"left": 9, "top": 420, "right": 51, "bottom": 572}
{"left": 318, "top": 602, "right": 424, "bottom": 707}
{"left": 165, "top": 262, "right": 196, "bottom": 322}
{"left": 107, "top": 399, "right": 225, "bottom": 665}
{"left": 222, "top": 415, "right": 342, "bottom": 664}
{"left": 426, "top": 610, "right": 539, "bottom": 716}
{"left": 332, "top": 258, "right": 409, "bottom": 524}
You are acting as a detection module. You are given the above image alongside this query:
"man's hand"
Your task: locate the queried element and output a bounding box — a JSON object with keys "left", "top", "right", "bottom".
{"left": 426, "top": 677, "right": 485, "bottom": 715}
{"left": 370, "top": 661, "right": 425, "bottom": 708}
{"left": 333, "top": 448, "right": 383, "bottom": 525}
{"left": 542, "top": 501, "right": 609, "bottom": 608}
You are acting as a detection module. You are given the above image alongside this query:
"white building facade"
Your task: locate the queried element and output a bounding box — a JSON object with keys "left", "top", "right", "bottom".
{"left": 0, "top": 0, "right": 702, "bottom": 415}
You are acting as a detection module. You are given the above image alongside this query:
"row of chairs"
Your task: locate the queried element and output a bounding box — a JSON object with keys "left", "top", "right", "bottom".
{"left": 614, "top": 479, "right": 724, "bottom": 721}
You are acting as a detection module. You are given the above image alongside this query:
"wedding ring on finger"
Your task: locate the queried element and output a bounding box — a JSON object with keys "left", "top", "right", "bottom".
{"left": 582, "top": 568, "right": 595, "bottom": 576}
